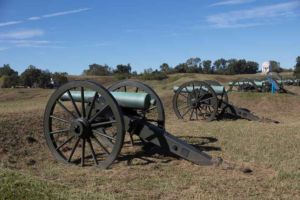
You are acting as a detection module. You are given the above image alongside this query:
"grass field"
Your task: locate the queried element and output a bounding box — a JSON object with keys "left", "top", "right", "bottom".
{"left": 0, "top": 73, "right": 300, "bottom": 200}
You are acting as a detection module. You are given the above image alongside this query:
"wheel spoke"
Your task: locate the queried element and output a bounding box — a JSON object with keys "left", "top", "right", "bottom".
{"left": 181, "top": 108, "right": 192, "bottom": 118}
{"left": 56, "top": 100, "right": 76, "bottom": 119}
{"left": 67, "top": 90, "right": 81, "bottom": 118}
{"left": 87, "top": 138, "right": 98, "bottom": 165}
{"left": 81, "top": 138, "right": 85, "bottom": 167}
{"left": 92, "top": 135, "right": 110, "bottom": 154}
{"left": 81, "top": 87, "right": 86, "bottom": 117}
{"left": 50, "top": 128, "right": 70, "bottom": 135}
{"left": 50, "top": 115, "right": 71, "bottom": 124}
{"left": 89, "top": 105, "right": 109, "bottom": 123}
{"left": 87, "top": 92, "right": 98, "bottom": 120}
{"left": 68, "top": 138, "right": 80, "bottom": 162}
{"left": 177, "top": 104, "right": 189, "bottom": 110}
{"left": 179, "top": 93, "right": 188, "bottom": 99}
{"left": 91, "top": 120, "right": 116, "bottom": 128}
{"left": 92, "top": 129, "right": 116, "bottom": 142}
{"left": 56, "top": 136, "right": 74, "bottom": 150}
{"left": 199, "top": 97, "right": 215, "bottom": 103}
{"left": 195, "top": 108, "right": 198, "bottom": 120}
{"left": 189, "top": 108, "right": 194, "bottom": 120}
{"left": 145, "top": 106, "right": 157, "bottom": 112}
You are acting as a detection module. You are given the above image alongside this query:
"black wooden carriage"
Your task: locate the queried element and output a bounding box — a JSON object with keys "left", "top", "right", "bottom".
{"left": 44, "top": 80, "right": 218, "bottom": 168}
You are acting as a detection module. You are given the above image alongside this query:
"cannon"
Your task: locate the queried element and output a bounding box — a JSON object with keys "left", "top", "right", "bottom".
{"left": 44, "top": 80, "right": 218, "bottom": 169}
{"left": 227, "top": 72, "right": 291, "bottom": 93}
{"left": 228, "top": 78, "right": 263, "bottom": 92}
{"left": 172, "top": 80, "right": 277, "bottom": 122}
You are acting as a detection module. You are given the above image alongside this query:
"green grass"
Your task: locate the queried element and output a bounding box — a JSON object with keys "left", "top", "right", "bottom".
{"left": 0, "top": 168, "right": 68, "bottom": 200}
{"left": 0, "top": 74, "right": 300, "bottom": 199}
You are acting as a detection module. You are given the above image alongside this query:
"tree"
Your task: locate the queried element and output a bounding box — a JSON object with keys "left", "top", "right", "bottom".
{"left": 0, "top": 64, "right": 18, "bottom": 77}
{"left": 83, "top": 64, "right": 112, "bottom": 76}
{"left": 186, "top": 57, "right": 202, "bottom": 73}
{"left": 0, "top": 75, "right": 19, "bottom": 88}
{"left": 21, "top": 65, "right": 43, "bottom": 87}
{"left": 245, "top": 61, "right": 259, "bottom": 74}
{"left": 269, "top": 60, "right": 283, "bottom": 73}
{"left": 294, "top": 56, "right": 300, "bottom": 78}
{"left": 213, "top": 59, "right": 227, "bottom": 74}
{"left": 114, "top": 64, "right": 131, "bottom": 74}
{"left": 174, "top": 63, "right": 188, "bottom": 73}
{"left": 202, "top": 60, "right": 212, "bottom": 74}
{"left": 52, "top": 72, "right": 68, "bottom": 87}
{"left": 0, "top": 64, "right": 19, "bottom": 88}
{"left": 160, "top": 63, "right": 170, "bottom": 73}
{"left": 38, "top": 70, "right": 51, "bottom": 88}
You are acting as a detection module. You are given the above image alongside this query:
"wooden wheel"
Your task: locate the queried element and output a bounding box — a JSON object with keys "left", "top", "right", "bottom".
{"left": 44, "top": 81, "right": 125, "bottom": 169}
{"left": 173, "top": 81, "right": 218, "bottom": 121}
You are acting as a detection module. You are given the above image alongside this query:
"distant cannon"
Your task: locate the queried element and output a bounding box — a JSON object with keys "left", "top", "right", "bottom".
{"left": 172, "top": 80, "right": 278, "bottom": 123}
{"left": 228, "top": 72, "right": 290, "bottom": 93}
{"left": 44, "top": 80, "right": 218, "bottom": 169}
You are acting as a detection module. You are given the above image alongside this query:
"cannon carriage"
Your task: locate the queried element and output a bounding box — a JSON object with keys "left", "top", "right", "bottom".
{"left": 172, "top": 80, "right": 277, "bottom": 122}
{"left": 44, "top": 80, "right": 217, "bottom": 169}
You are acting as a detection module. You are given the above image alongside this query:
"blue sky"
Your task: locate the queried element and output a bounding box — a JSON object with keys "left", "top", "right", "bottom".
{"left": 0, "top": 0, "right": 299, "bottom": 74}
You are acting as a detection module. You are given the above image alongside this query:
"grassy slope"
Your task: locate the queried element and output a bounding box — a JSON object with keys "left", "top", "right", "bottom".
{"left": 0, "top": 73, "right": 299, "bottom": 200}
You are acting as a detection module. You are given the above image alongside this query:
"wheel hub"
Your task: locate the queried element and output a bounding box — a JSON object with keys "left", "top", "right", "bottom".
{"left": 188, "top": 91, "right": 202, "bottom": 109}
{"left": 70, "top": 119, "right": 91, "bottom": 138}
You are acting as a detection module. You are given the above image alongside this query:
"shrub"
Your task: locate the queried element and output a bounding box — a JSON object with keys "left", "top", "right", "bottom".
{"left": 114, "top": 73, "right": 131, "bottom": 80}
{"left": 0, "top": 75, "right": 19, "bottom": 88}
{"left": 139, "top": 72, "right": 168, "bottom": 80}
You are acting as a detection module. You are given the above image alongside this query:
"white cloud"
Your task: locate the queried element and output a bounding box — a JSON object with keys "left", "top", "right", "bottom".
{"left": 42, "top": 8, "right": 90, "bottom": 18}
{"left": 0, "top": 21, "right": 22, "bottom": 27}
{"left": 11, "top": 40, "right": 50, "bottom": 47}
{"left": 28, "top": 16, "right": 41, "bottom": 21}
{"left": 210, "top": 0, "right": 255, "bottom": 7}
{"left": 0, "top": 8, "right": 91, "bottom": 27}
{"left": 0, "top": 29, "right": 44, "bottom": 39}
{"left": 206, "top": 1, "right": 300, "bottom": 28}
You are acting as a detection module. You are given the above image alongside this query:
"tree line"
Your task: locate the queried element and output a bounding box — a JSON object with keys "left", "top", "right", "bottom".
{"left": 81, "top": 57, "right": 292, "bottom": 79}
{"left": 1, "top": 56, "right": 299, "bottom": 88}
{"left": 0, "top": 64, "right": 68, "bottom": 88}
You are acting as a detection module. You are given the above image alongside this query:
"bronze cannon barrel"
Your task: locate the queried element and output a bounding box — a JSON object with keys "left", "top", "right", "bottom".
{"left": 61, "top": 91, "right": 153, "bottom": 110}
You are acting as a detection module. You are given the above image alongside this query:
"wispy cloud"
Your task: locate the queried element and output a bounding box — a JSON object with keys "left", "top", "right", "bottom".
{"left": 0, "top": 47, "right": 9, "bottom": 51}
{"left": 0, "top": 29, "right": 44, "bottom": 39}
{"left": 0, "top": 21, "right": 22, "bottom": 27}
{"left": 28, "top": 16, "right": 41, "bottom": 21}
{"left": 0, "top": 8, "right": 91, "bottom": 27}
{"left": 0, "top": 29, "right": 65, "bottom": 49}
{"left": 0, "top": 39, "right": 65, "bottom": 48}
{"left": 42, "top": 8, "right": 90, "bottom": 18}
{"left": 11, "top": 40, "right": 50, "bottom": 47}
{"left": 209, "top": 0, "right": 255, "bottom": 7}
{"left": 206, "top": 1, "right": 300, "bottom": 28}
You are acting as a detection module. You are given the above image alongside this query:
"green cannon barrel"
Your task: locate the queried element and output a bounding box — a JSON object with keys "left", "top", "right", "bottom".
{"left": 228, "top": 81, "right": 264, "bottom": 87}
{"left": 173, "top": 86, "right": 225, "bottom": 95}
{"left": 61, "top": 91, "right": 152, "bottom": 110}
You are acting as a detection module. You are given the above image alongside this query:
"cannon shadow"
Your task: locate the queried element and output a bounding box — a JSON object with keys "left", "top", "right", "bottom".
{"left": 117, "top": 135, "right": 221, "bottom": 166}
{"left": 177, "top": 136, "right": 221, "bottom": 152}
